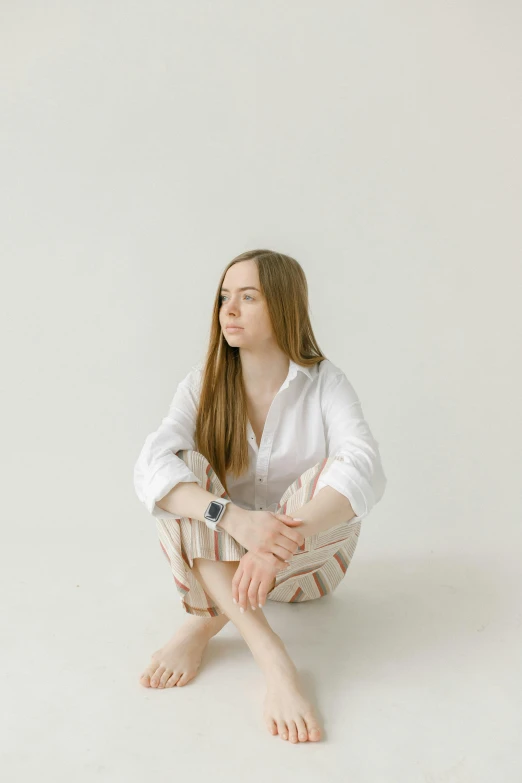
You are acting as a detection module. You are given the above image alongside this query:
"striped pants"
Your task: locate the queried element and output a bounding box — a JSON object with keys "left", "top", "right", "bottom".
{"left": 155, "top": 449, "right": 362, "bottom": 618}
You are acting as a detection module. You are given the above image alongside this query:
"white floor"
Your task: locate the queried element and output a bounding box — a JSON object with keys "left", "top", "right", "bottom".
{"left": 3, "top": 503, "right": 520, "bottom": 783}
{"left": 3, "top": 2, "right": 521, "bottom": 779}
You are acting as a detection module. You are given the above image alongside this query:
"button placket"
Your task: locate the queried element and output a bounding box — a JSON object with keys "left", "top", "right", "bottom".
{"left": 255, "top": 449, "right": 267, "bottom": 508}
{"left": 250, "top": 363, "right": 297, "bottom": 510}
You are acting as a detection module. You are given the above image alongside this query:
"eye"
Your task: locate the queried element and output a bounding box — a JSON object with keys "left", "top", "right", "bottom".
{"left": 220, "top": 294, "right": 254, "bottom": 302}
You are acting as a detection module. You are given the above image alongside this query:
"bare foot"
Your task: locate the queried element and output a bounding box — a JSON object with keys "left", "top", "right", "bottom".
{"left": 140, "top": 614, "right": 225, "bottom": 689}
{"left": 262, "top": 643, "right": 322, "bottom": 742}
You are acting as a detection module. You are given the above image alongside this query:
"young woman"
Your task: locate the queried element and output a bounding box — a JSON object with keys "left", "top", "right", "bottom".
{"left": 133, "top": 249, "right": 387, "bottom": 743}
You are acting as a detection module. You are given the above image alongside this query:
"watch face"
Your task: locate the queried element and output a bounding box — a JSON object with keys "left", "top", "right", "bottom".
{"left": 206, "top": 501, "right": 222, "bottom": 522}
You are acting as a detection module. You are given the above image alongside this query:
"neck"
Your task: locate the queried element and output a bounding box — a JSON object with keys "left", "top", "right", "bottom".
{"left": 239, "top": 350, "right": 290, "bottom": 396}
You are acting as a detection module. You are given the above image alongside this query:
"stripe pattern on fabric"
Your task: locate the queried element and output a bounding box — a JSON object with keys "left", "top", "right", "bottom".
{"left": 155, "top": 450, "right": 361, "bottom": 617}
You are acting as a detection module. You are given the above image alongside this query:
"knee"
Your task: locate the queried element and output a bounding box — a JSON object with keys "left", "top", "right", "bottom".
{"left": 175, "top": 449, "right": 217, "bottom": 479}
{"left": 176, "top": 449, "right": 230, "bottom": 503}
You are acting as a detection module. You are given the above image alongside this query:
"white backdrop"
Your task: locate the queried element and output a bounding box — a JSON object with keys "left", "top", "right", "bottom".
{"left": 1, "top": 2, "right": 521, "bottom": 781}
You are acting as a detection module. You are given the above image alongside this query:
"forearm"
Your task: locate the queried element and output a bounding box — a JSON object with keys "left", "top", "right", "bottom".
{"left": 156, "top": 481, "right": 356, "bottom": 541}
{"left": 287, "top": 485, "right": 357, "bottom": 537}
{"left": 156, "top": 481, "right": 247, "bottom": 535}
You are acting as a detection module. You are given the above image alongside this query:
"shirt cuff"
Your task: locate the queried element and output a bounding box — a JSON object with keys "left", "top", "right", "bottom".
{"left": 315, "top": 461, "right": 369, "bottom": 521}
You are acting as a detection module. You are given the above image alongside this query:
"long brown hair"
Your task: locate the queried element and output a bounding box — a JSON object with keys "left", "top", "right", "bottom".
{"left": 194, "top": 249, "right": 327, "bottom": 495}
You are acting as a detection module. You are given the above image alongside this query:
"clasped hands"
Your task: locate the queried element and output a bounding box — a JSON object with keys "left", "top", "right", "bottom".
{"left": 231, "top": 509, "right": 305, "bottom": 612}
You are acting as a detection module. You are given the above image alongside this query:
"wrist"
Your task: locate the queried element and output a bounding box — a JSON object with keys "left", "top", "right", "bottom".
{"left": 217, "top": 502, "right": 248, "bottom": 535}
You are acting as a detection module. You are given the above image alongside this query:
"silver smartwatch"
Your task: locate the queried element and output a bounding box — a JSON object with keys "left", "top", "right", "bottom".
{"left": 203, "top": 498, "right": 232, "bottom": 531}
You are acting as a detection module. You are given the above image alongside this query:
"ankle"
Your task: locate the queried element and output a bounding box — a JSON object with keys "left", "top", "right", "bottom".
{"left": 246, "top": 631, "right": 293, "bottom": 674}
{"left": 184, "top": 613, "right": 228, "bottom": 641}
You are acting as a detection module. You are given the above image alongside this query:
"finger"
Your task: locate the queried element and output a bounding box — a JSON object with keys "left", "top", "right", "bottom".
{"left": 271, "top": 543, "right": 298, "bottom": 562}
{"left": 247, "top": 577, "right": 262, "bottom": 611}
{"left": 276, "top": 534, "right": 301, "bottom": 555}
{"left": 274, "top": 516, "right": 306, "bottom": 547}
{"left": 271, "top": 512, "right": 301, "bottom": 523}
{"left": 237, "top": 570, "right": 251, "bottom": 612}
{"left": 257, "top": 551, "right": 292, "bottom": 571}
{"left": 273, "top": 513, "right": 302, "bottom": 524}
{"left": 269, "top": 511, "right": 302, "bottom": 527}
{"left": 231, "top": 564, "right": 243, "bottom": 605}
{"left": 272, "top": 553, "right": 293, "bottom": 572}
{"left": 258, "top": 576, "right": 274, "bottom": 608}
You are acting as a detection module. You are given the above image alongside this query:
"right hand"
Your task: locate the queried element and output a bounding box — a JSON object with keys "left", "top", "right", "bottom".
{"left": 233, "top": 509, "right": 306, "bottom": 563}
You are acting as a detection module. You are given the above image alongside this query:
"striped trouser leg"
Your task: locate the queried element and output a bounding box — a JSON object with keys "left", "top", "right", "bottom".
{"left": 155, "top": 450, "right": 362, "bottom": 618}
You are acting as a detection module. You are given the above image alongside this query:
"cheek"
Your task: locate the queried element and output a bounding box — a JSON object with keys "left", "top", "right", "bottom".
{"left": 254, "top": 308, "right": 271, "bottom": 328}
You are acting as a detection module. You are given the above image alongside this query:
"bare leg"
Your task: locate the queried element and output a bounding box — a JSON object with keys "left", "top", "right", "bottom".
{"left": 139, "top": 569, "right": 275, "bottom": 690}
{"left": 140, "top": 609, "right": 231, "bottom": 689}
{"left": 190, "top": 557, "right": 322, "bottom": 743}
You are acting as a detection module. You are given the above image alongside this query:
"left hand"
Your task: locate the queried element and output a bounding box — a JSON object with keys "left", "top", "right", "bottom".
{"left": 232, "top": 550, "right": 290, "bottom": 611}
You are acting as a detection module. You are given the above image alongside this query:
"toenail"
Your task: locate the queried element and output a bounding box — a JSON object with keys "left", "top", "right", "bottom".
{"left": 251, "top": 606, "right": 256, "bottom": 611}
{"left": 258, "top": 603, "right": 263, "bottom": 608}
{"left": 240, "top": 607, "right": 244, "bottom": 613}
{"left": 232, "top": 598, "right": 237, "bottom": 604}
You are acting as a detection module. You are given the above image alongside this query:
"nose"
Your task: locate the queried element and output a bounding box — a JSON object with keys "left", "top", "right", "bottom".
{"left": 223, "top": 299, "right": 240, "bottom": 316}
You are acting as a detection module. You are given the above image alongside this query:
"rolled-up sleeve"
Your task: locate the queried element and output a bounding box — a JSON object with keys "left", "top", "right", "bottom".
{"left": 316, "top": 372, "right": 387, "bottom": 521}
{"left": 133, "top": 374, "right": 201, "bottom": 519}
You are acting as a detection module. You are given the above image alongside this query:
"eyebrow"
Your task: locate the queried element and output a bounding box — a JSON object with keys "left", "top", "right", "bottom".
{"left": 220, "top": 286, "right": 260, "bottom": 293}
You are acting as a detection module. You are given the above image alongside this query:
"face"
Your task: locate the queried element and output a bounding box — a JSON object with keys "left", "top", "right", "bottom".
{"left": 219, "top": 260, "right": 274, "bottom": 348}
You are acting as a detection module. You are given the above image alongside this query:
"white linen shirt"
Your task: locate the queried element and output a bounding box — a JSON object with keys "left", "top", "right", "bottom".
{"left": 133, "top": 358, "right": 387, "bottom": 522}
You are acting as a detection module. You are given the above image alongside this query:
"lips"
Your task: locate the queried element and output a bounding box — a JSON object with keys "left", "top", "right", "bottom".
{"left": 226, "top": 325, "right": 243, "bottom": 329}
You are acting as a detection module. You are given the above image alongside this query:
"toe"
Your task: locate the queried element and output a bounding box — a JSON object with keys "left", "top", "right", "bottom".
{"left": 150, "top": 665, "right": 166, "bottom": 687}
{"left": 287, "top": 721, "right": 299, "bottom": 743}
{"left": 305, "top": 716, "right": 322, "bottom": 741}
{"left": 140, "top": 662, "right": 158, "bottom": 687}
{"left": 165, "top": 672, "right": 181, "bottom": 688}
{"left": 176, "top": 671, "right": 195, "bottom": 687}
{"left": 277, "top": 720, "right": 288, "bottom": 741}
{"left": 266, "top": 718, "right": 277, "bottom": 735}
{"left": 295, "top": 716, "right": 308, "bottom": 742}
{"left": 159, "top": 669, "right": 172, "bottom": 688}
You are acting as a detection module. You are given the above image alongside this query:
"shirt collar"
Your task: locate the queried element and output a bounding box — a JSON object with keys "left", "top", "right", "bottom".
{"left": 283, "top": 358, "right": 313, "bottom": 389}
{"left": 195, "top": 358, "right": 313, "bottom": 383}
